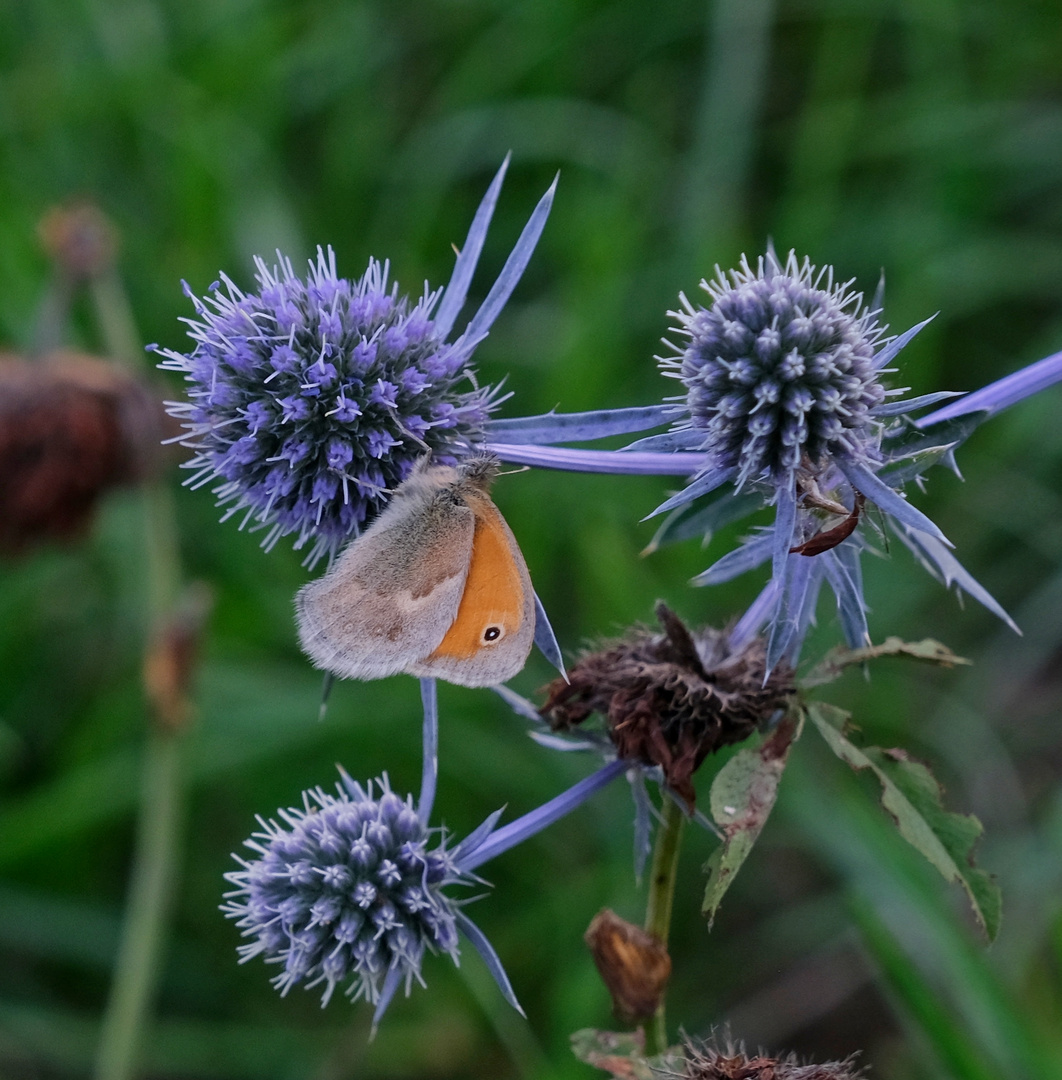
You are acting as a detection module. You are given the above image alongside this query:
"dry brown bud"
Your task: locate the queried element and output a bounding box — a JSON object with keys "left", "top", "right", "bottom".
{"left": 541, "top": 604, "right": 795, "bottom": 809}
{"left": 143, "top": 583, "right": 213, "bottom": 733}
{"left": 585, "top": 910, "right": 671, "bottom": 1024}
{"left": 38, "top": 202, "right": 118, "bottom": 279}
{"left": 0, "top": 350, "right": 167, "bottom": 554}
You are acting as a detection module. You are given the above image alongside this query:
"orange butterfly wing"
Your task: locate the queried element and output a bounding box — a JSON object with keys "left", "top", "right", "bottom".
{"left": 426, "top": 499, "right": 529, "bottom": 663}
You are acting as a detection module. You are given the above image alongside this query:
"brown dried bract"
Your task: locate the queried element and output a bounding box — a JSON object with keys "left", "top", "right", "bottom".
{"left": 540, "top": 604, "right": 795, "bottom": 810}
{"left": 0, "top": 350, "right": 166, "bottom": 554}
{"left": 585, "top": 909, "right": 671, "bottom": 1024}
{"left": 673, "top": 1039, "right": 864, "bottom": 1080}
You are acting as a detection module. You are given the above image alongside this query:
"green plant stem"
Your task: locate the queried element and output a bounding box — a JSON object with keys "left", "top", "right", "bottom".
{"left": 92, "top": 266, "right": 187, "bottom": 1080}
{"left": 93, "top": 725, "right": 183, "bottom": 1080}
{"left": 642, "top": 796, "right": 685, "bottom": 1058}
{"left": 91, "top": 271, "right": 144, "bottom": 370}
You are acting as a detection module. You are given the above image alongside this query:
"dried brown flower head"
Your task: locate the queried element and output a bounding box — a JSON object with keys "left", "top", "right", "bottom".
{"left": 540, "top": 604, "right": 795, "bottom": 809}
{"left": 0, "top": 350, "right": 166, "bottom": 554}
{"left": 666, "top": 1038, "right": 864, "bottom": 1080}
{"left": 585, "top": 909, "right": 671, "bottom": 1024}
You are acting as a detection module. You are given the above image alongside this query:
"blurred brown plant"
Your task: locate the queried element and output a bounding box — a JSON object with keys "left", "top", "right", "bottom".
{"left": 38, "top": 201, "right": 119, "bottom": 281}
{"left": 143, "top": 582, "right": 213, "bottom": 733}
{"left": 0, "top": 350, "right": 168, "bottom": 554}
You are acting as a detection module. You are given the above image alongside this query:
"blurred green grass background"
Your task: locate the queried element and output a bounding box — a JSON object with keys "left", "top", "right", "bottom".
{"left": 2, "top": 0, "right": 1062, "bottom": 1077}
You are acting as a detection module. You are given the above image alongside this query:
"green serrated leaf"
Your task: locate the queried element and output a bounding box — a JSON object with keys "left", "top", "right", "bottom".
{"left": 802, "top": 636, "right": 971, "bottom": 687}
{"left": 570, "top": 1028, "right": 684, "bottom": 1079}
{"left": 701, "top": 712, "right": 801, "bottom": 925}
{"left": 807, "top": 702, "right": 1001, "bottom": 940}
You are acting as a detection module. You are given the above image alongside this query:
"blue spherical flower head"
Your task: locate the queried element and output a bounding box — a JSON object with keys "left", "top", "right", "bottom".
{"left": 222, "top": 752, "right": 624, "bottom": 1028}
{"left": 665, "top": 249, "right": 888, "bottom": 492}
{"left": 223, "top": 772, "right": 480, "bottom": 1017}
{"left": 156, "top": 160, "right": 556, "bottom": 567}
{"left": 157, "top": 253, "right": 493, "bottom": 564}
{"left": 653, "top": 248, "right": 1004, "bottom": 669}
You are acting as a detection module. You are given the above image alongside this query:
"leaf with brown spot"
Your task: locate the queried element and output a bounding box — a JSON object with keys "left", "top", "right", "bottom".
{"left": 701, "top": 710, "right": 802, "bottom": 925}
{"left": 570, "top": 1028, "right": 683, "bottom": 1079}
{"left": 808, "top": 702, "right": 1000, "bottom": 940}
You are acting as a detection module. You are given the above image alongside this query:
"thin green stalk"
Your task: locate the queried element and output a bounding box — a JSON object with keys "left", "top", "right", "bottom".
{"left": 93, "top": 727, "right": 183, "bottom": 1080}
{"left": 91, "top": 258, "right": 188, "bottom": 1080}
{"left": 90, "top": 271, "right": 143, "bottom": 371}
{"left": 642, "top": 796, "right": 685, "bottom": 1058}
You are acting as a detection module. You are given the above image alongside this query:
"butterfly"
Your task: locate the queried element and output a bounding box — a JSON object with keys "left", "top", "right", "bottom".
{"left": 295, "top": 454, "right": 534, "bottom": 687}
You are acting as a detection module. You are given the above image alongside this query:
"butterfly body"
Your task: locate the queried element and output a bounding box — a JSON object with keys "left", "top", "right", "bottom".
{"left": 295, "top": 456, "right": 534, "bottom": 687}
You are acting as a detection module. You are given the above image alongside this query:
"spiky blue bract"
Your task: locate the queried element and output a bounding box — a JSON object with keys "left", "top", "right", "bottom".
{"left": 916, "top": 346, "right": 1062, "bottom": 429}
{"left": 648, "top": 248, "right": 1018, "bottom": 666}
{"left": 223, "top": 774, "right": 469, "bottom": 1009}
{"left": 156, "top": 160, "right": 554, "bottom": 567}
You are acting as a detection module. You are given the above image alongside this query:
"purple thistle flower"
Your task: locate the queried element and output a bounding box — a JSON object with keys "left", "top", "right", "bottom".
{"left": 155, "top": 158, "right": 555, "bottom": 567}
{"left": 662, "top": 250, "right": 890, "bottom": 490}
{"left": 637, "top": 248, "right": 1023, "bottom": 668}
{"left": 475, "top": 249, "right": 1062, "bottom": 668}
{"left": 222, "top": 774, "right": 469, "bottom": 1011}
{"left": 653, "top": 250, "right": 950, "bottom": 507}
{"left": 223, "top": 677, "right": 624, "bottom": 1030}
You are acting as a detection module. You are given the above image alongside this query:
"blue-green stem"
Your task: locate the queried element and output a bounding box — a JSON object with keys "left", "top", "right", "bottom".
{"left": 642, "top": 795, "right": 685, "bottom": 1058}
{"left": 91, "top": 263, "right": 187, "bottom": 1080}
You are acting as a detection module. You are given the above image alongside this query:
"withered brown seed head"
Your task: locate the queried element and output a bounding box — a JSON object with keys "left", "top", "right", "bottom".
{"left": 143, "top": 582, "right": 213, "bottom": 734}
{"left": 540, "top": 604, "right": 795, "bottom": 810}
{"left": 656, "top": 1038, "right": 865, "bottom": 1080}
{"left": 585, "top": 909, "right": 671, "bottom": 1024}
{"left": 38, "top": 203, "right": 118, "bottom": 279}
{"left": 0, "top": 351, "right": 167, "bottom": 554}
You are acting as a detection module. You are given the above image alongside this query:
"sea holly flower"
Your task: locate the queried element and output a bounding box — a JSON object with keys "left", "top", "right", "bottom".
{"left": 662, "top": 249, "right": 893, "bottom": 491}
{"left": 624, "top": 248, "right": 1025, "bottom": 668}
{"left": 155, "top": 158, "right": 556, "bottom": 567}
{"left": 222, "top": 774, "right": 478, "bottom": 1014}
{"left": 476, "top": 248, "right": 1062, "bottom": 668}
{"left": 223, "top": 680, "right": 625, "bottom": 1028}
